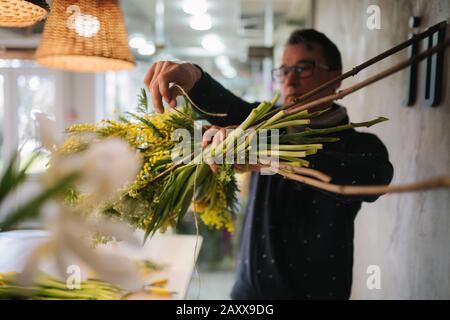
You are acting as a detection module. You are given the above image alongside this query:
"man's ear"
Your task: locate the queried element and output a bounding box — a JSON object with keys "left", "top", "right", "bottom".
{"left": 331, "top": 70, "right": 342, "bottom": 91}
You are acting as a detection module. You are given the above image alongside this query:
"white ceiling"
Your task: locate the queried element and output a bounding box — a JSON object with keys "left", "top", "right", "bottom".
{"left": 122, "top": 0, "right": 309, "bottom": 59}
{"left": 0, "top": 0, "right": 310, "bottom": 61}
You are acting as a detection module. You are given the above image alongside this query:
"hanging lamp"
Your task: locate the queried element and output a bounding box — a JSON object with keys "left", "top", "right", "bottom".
{"left": 0, "top": 0, "right": 49, "bottom": 28}
{"left": 35, "top": 0, "right": 135, "bottom": 72}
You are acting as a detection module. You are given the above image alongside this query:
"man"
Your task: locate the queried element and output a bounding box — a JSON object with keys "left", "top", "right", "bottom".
{"left": 144, "top": 29, "right": 393, "bottom": 299}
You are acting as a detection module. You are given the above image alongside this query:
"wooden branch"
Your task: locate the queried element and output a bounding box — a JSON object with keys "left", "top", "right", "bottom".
{"left": 292, "top": 21, "right": 447, "bottom": 105}
{"left": 286, "top": 37, "right": 450, "bottom": 115}
{"left": 173, "top": 84, "right": 227, "bottom": 117}
{"left": 257, "top": 20, "right": 447, "bottom": 123}
{"left": 268, "top": 167, "right": 450, "bottom": 195}
{"left": 266, "top": 162, "right": 332, "bottom": 182}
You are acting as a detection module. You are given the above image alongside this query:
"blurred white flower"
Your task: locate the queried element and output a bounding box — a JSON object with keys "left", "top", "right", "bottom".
{"left": 18, "top": 208, "right": 143, "bottom": 292}
{"left": 33, "top": 112, "right": 61, "bottom": 151}
{"left": 22, "top": 114, "right": 145, "bottom": 292}
{"left": 47, "top": 138, "right": 141, "bottom": 206}
{"left": 35, "top": 114, "right": 141, "bottom": 206}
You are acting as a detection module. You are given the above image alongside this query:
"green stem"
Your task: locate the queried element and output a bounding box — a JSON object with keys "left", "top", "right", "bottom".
{"left": 278, "top": 156, "right": 310, "bottom": 166}
{"left": 281, "top": 117, "right": 388, "bottom": 141}
{"left": 264, "top": 119, "right": 310, "bottom": 129}
{"left": 259, "top": 110, "right": 286, "bottom": 129}
{"left": 256, "top": 150, "right": 307, "bottom": 158}
{"left": 277, "top": 144, "right": 322, "bottom": 151}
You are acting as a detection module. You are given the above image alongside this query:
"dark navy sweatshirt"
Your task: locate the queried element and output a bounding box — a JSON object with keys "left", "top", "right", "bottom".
{"left": 188, "top": 69, "right": 394, "bottom": 300}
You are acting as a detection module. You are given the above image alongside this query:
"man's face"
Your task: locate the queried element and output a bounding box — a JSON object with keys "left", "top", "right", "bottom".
{"left": 280, "top": 42, "right": 342, "bottom": 106}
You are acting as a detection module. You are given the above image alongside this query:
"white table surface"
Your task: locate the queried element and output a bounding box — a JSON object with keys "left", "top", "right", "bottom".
{"left": 0, "top": 230, "right": 202, "bottom": 300}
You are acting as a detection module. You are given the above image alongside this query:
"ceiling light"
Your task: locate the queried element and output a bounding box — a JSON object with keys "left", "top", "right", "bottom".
{"left": 201, "top": 34, "right": 224, "bottom": 53}
{"left": 183, "top": 0, "right": 207, "bottom": 15}
{"left": 138, "top": 42, "right": 156, "bottom": 56}
{"left": 222, "top": 67, "right": 237, "bottom": 79}
{"left": 190, "top": 14, "right": 211, "bottom": 31}
{"left": 0, "top": 0, "right": 49, "bottom": 28}
{"left": 214, "top": 55, "right": 230, "bottom": 68}
{"left": 67, "top": 5, "right": 101, "bottom": 38}
{"left": 35, "top": 0, "right": 135, "bottom": 72}
{"left": 129, "top": 35, "right": 147, "bottom": 49}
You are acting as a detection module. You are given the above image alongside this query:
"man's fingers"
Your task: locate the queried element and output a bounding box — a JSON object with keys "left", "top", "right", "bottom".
{"left": 205, "top": 157, "right": 218, "bottom": 173}
{"left": 151, "top": 81, "right": 164, "bottom": 114}
{"left": 234, "top": 164, "right": 261, "bottom": 173}
{"left": 210, "top": 162, "right": 218, "bottom": 173}
{"left": 167, "top": 85, "right": 182, "bottom": 109}
{"left": 147, "top": 61, "right": 163, "bottom": 89}
{"left": 202, "top": 126, "right": 219, "bottom": 149}
{"left": 234, "top": 164, "right": 247, "bottom": 173}
{"left": 202, "top": 126, "right": 236, "bottom": 173}
{"left": 148, "top": 62, "right": 165, "bottom": 113}
{"left": 143, "top": 63, "right": 156, "bottom": 88}
{"left": 145, "top": 61, "right": 202, "bottom": 113}
{"left": 212, "top": 128, "right": 226, "bottom": 149}
{"left": 158, "top": 76, "right": 171, "bottom": 105}
{"left": 168, "top": 99, "right": 177, "bottom": 109}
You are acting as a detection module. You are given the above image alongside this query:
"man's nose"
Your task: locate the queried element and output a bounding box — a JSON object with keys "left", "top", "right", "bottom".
{"left": 284, "top": 69, "right": 299, "bottom": 86}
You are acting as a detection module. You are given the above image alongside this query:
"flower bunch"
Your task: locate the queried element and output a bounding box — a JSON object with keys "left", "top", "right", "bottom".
{"left": 0, "top": 272, "right": 123, "bottom": 300}
{"left": 59, "top": 89, "right": 386, "bottom": 241}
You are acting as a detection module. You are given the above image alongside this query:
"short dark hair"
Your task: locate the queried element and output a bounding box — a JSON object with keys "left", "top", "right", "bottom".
{"left": 286, "top": 29, "right": 342, "bottom": 71}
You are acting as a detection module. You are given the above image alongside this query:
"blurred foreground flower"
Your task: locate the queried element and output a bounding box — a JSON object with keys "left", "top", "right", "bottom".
{"left": 0, "top": 272, "right": 123, "bottom": 300}
{"left": 17, "top": 209, "right": 143, "bottom": 292}
{"left": 0, "top": 114, "right": 146, "bottom": 296}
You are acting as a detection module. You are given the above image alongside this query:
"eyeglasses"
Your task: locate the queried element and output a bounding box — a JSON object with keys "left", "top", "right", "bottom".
{"left": 272, "top": 60, "right": 330, "bottom": 82}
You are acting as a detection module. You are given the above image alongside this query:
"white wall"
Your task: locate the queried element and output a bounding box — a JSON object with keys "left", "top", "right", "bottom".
{"left": 0, "top": 69, "right": 101, "bottom": 227}
{"left": 69, "top": 73, "right": 104, "bottom": 124}
{"left": 313, "top": 0, "right": 450, "bottom": 299}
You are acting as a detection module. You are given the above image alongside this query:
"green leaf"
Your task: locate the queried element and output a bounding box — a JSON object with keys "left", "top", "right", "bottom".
{"left": 0, "top": 151, "right": 39, "bottom": 204}
{"left": 125, "top": 111, "right": 163, "bottom": 138}
{"left": 280, "top": 117, "right": 389, "bottom": 141}
{"left": 280, "top": 136, "right": 341, "bottom": 144}
{"left": 0, "top": 173, "right": 79, "bottom": 231}
{"left": 137, "top": 88, "right": 149, "bottom": 114}
{"left": 117, "top": 114, "right": 130, "bottom": 124}
{"left": 175, "top": 164, "right": 210, "bottom": 226}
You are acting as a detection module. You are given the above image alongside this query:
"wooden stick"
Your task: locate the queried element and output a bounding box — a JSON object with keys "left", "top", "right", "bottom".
{"left": 286, "top": 37, "right": 450, "bottom": 115}
{"left": 258, "top": 20, "right": 447, "bottom": 122}
{"left": 268, "top": 168, "right": 450, "bottom": 195}
{"left": 173, "top": 84, "right": 227, "bottom": 117}
{"left": 276, "top": 163, "right": 332, "bottom": 183}
{"left": 292, "top": 21, "right": 447, "bottom": 105}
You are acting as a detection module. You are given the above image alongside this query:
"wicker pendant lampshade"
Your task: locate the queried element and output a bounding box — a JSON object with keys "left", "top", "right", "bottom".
{"left": 35, "top": 0, "right": 135, "bottom": 72}
{"left": 0, "top": 0, "right": 49, "bottom": 27}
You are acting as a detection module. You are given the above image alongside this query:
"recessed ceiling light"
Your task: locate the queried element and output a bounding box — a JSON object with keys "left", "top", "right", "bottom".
{"left": 214, "top": 55, "right": 230, "bottom": 68}
{"left": 222, "top": 67, "right": 237, "bottom": 79}
{"left": 138, "top": 42, "right": 156, "bottom": 56}
{"left": 190, "top": 13, "right": 212, "bottom": 31}
{"left": 129, "top": 35, "right": 146, "bottom": 49}
{"left": 183, "top": 0, "right": 207, "bottom": 15}
{"left": 201, "top": 34, "right": 224, "bottom": 53}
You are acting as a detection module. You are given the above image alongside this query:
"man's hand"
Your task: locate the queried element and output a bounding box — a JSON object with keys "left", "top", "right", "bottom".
{"left": 143, "top": 61, "right": 202, "bottom": 113}
{"left": 201, "top": 125, "right": 261, "bottom": 174}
